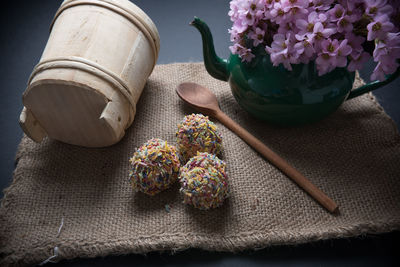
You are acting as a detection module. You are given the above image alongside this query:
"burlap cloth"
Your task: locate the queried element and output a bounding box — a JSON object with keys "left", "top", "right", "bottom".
{"left": 1, "top": 63, "right": 400, "bottom": 266}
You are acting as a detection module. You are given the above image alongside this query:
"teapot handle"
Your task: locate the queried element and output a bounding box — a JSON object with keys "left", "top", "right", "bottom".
{"left": 346, "top": 67, "right": 400, "bottom": 100}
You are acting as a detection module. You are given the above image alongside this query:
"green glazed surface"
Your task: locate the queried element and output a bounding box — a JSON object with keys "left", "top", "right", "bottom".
{"left": 228, "top": 53, "right": 355, "bottom": 125}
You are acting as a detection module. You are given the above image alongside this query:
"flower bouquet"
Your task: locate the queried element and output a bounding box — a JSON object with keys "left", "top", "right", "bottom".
{"left": 228, "top": 0, "right": 400, "bottom": 81}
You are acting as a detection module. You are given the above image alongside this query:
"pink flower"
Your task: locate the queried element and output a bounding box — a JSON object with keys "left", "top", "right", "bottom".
{"left": 371, "top": 32, "right": 400, "bottom": 79}
{"left": 229, "top": 43, "right": 245, "bottom": 54}
{"left": 228, "top": 0, "right": 239, "bottom": 20}
{"left": 229, "top": 0, "right": 265, "bottom": 31}
{"left": 228, "top": 28, "right": 241, "bottom": 43}
{"left": 328, "top": 4, "right": 346, "bottom": 22}
{"left": 241, "top": 50, "right": 256, "bottom": 62}
{"left": 345, "top": 32, "right": 371, "bottom": 72}
{"left": 367, "top": 15, "right": 394, "bottom": 40}
{"left": 348, "top": 52, "right": 370, "bottom": 72}
{"left": 247, "top": 0, "right": 265, "bottom": 16}
{"left": 316, "top": 55, "right": 334, "bottom": 76}
{"left": 266, "top": 33, "right": 301, "bottom": 70}
{"left": 293, "top": 39, "right": 315, "bottom": 64}
{"left": 232, "top": 19, "right": 248, "bottom": 34}
{"left": 335, "top": 39, "right": 353, "bottom": 60}
{"left": 346, "top": 32, "right": 366, "bottom": 54}
{"left": 307, "top": 22, "right": 337, "bottom": 46}
{"left": 328, "top": 4, "right": 358, "bottom": 33}
{"left": 277, "top": 22, "right": 295, "bottom": 34}
{"left": 336, "top": 16, "right": 354, "bottom": 33}
{"left": 265, "top": 0, "right": 275, "bottom": 9}
{"left": 341, "top": 0, "right": 364, "bottom": 13}
{"left": 365, "top": 0, "right": 393, "bottom": 17}
{"left": 281, "top": 0, "right": 309, "bottom": 20}
{"left": 312, "top": 0, "right": 334, "bottom": 11}
{"left": 296, "top": 11, "right": 327, "bottom": 37}
{"left": 240, "top": 10, "right": 256, "bottom": 27}
{"left": 237, "top": 0, "right": 265, "bottom": 27}
{"left": 248, "top": 27, "right": 265, "bottom": 47}
{"left": 266, "top": 33, "right": 289, "bottom": 59}
{"left": 229, "top": 43, "right": 255, "bottom": 62}
{"left": 269, "top": 2, "right": 289, "bottom": 24}
{"left": 371, "top": 62, "right": 387, "bottom": 81}
{"left": 316, "top": 39, "right": 352, "bottom": 75}
{"left": 282, "top": 0, "right": 309, "bottom": 10}
{"left": 228, "top": 0, "right": 244, "bottom": 21}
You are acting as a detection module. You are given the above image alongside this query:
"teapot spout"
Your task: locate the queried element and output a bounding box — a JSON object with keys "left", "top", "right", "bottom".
{"left": 190, "top": 17, "right": 229, "bottom": 81}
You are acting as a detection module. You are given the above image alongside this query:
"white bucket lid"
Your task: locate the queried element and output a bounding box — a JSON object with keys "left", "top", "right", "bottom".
{"left": 53, "top": 0, "right": 160, "bottom": 63}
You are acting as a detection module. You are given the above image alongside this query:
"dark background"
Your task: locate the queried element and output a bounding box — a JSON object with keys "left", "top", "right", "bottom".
{"left": 0, "top": 0, "right": 399, "bottom": 266}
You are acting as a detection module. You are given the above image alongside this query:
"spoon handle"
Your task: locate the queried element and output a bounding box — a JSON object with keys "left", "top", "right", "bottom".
{"left": 214, "top": 111, "right": 338, "bottom": 213}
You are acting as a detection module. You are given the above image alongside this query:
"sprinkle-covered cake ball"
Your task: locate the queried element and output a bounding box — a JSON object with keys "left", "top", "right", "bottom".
{"left": 176, "top": 114, "right": 222, "bottom": 161}
{"left": 179, "top": 152, "right": 229, "bottom": 210}
{"left": 129, "top": 138, "right": 180, "bottom": 196}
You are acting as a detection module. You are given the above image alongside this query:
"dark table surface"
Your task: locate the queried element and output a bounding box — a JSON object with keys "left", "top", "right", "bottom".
{"left": 1, "top": 0, "right": 399, "bottom": 266}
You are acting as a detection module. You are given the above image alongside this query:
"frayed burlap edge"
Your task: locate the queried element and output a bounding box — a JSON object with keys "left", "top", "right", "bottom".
{"left": 2, "top": 219, "right": 400, "bottom": 266}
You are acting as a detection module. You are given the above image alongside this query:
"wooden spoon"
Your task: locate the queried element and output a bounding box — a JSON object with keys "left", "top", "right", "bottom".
{"left": 176, "top": 82, "right": 338, "bottom": 213}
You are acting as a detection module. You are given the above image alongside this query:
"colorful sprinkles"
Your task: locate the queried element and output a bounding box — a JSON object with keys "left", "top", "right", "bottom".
{"left": 176, "top": 114, "right": 222, "bottom": 162}
{"left": 179, "top": 152, "right": 229, "bottom": 210}
{"left": 129, "top": 138, "right": 180, "bottom": 196}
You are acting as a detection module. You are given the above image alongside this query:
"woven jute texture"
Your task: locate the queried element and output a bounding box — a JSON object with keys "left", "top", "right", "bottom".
{"left": 1, "top": 63, "right": 400, "bottom": 266}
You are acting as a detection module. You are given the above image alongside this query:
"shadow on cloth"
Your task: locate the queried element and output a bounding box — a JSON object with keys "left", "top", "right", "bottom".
{"left": 130, "top": 180, "right": 231, "bottom": 234}
{"left": 184, "top": 197, "right": 231, "bottom": 234}
{"left": 131, "top": 183, "right": 181, "bottom": 213}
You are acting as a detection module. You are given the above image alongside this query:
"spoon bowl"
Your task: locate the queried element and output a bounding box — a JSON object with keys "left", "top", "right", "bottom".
{"left": 176, "top": 82, "right": 220, "bottom": 116}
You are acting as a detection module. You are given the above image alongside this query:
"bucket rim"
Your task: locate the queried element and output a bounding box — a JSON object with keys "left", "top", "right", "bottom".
{"left": 53, "top": 0, "right": 160, "bottom": 61}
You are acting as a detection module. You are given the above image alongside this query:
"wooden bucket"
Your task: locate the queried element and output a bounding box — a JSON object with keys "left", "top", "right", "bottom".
{"left": 19, "top": 0, "right": 160, "bottom": 147}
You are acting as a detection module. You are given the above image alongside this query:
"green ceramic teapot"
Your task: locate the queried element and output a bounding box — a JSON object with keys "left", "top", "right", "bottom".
{"left": 191, "top": 17, "right": 400, "bottom": 126}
